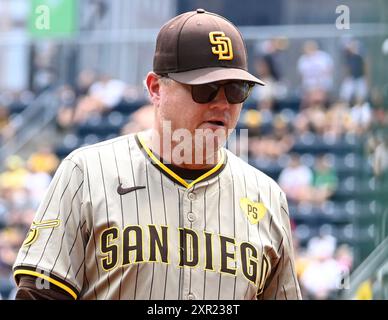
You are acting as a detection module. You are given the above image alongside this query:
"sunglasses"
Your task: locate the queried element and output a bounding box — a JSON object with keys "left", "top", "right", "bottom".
{"left": 190, "top": 81, "right": 255, "bottom": 104}
{"left": 160, "top": 75, "right": 254, "bottom": 104}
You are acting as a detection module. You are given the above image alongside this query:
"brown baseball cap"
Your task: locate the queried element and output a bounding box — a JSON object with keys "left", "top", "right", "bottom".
{"left": 153, "top": 9, "right": 265, "bottom": 86}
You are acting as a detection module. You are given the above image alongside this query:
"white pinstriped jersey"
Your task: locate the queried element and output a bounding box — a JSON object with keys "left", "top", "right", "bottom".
{"left": 13, "top": 131, "right": 301, "bottom": 300}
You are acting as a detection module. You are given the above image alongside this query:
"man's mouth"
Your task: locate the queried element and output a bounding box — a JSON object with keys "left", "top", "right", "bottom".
{"left": 206, "top": 120, "right": 225, "bottom": 126}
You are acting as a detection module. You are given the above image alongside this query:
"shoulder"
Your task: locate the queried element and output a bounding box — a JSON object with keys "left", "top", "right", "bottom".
{"left": 224, "top": 149, "right": 284, "bottom": 194}
{"left": 63, "top": 134, "right": 137, "bottom": 169}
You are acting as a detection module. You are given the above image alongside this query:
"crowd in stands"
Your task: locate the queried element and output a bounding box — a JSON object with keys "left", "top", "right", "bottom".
{"left": 0, "top": 37, "right": 387, "bottom": 299}
{"left": 0, "top": 149, "right": 59, "bottom": 299}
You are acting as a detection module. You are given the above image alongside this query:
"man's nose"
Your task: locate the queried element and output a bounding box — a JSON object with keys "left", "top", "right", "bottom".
{"left": 209, "top": 87, "right": 231, "bottom": 109}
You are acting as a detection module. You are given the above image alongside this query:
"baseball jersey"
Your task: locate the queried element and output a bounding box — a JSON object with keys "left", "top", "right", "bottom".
{"left": 13, "top": 131, "right": 301, "bottom": 300}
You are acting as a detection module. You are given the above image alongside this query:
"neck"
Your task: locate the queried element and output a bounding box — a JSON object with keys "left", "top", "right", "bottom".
{"left": 146, "top": 128, "right": 221, "bottom": 170}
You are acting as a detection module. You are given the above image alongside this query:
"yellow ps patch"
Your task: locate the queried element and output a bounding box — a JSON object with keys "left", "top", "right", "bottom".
{"left": 240, "top": 198, "right": 267, "bottom": 225}
{"left": 209, "top": 31, "right": 234, "bottom": 60}
{"left": 23, "top": 220, "right": 60, "bottom": 247}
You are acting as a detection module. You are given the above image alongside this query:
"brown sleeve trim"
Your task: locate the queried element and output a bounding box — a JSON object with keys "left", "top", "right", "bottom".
{"left": 15, "top": 275, "right": 74, "bottom": 300}
{"left": 13, "top": 266, "right": 79, "bottom": 299}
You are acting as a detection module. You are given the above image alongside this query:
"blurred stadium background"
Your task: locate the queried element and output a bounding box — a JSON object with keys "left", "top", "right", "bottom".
{"left": 0, "top": 0, "right": 387, "bottom": 300}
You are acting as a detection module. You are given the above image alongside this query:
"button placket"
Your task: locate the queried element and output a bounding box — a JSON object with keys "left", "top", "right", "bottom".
{"left": 187, "top": 212, "right": 196, "bottom": 222}
{"left": 186, "top": 292, "right": 196, "bottom": 300}
{"left": 187, "top": 192, "right": 196, "bottom": 201}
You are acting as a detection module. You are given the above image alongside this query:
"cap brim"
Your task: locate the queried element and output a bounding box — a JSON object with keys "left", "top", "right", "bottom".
{"left": 167, "top": 67, "right": 265, "bottom": 86}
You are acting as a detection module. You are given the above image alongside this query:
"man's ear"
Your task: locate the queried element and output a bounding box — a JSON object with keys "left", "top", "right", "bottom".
{"left": 146, "top": 72, "right": 161, "bottom": 106}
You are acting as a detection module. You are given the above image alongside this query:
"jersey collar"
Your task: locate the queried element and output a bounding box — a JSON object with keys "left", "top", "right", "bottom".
{"left": 135, "top": 133, "right": 227, "bottom": 189}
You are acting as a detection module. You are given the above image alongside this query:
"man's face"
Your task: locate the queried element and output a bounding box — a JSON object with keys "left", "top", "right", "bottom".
{"left": 157, "top": 78, "right": 243, "bottom": 137}
{"left": 147, "top": 72, "right": 248, "bottom": 165}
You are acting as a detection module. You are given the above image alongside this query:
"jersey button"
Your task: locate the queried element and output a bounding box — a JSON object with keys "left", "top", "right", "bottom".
{"left": 187, "top": 192, "right": 196, "bottom": 201}
{"left": 187, "top": 212, "right": 196, "bottom": 222}
{"left": 186, "top": 293, "right": 196, "bottom": 300}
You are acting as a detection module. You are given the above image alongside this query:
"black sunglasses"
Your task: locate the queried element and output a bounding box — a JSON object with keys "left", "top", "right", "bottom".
{"left": 160, "top": 75, "right": 254, "bottom": 104}
{"left": 191, "top": 81, "right": 255, "bottom": 104}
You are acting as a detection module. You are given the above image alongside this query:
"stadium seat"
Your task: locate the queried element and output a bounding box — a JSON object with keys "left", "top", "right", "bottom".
{"left": 274, "top": 98, "right": 301, "bottom": 112}
{"left": 55, "top": 133, "right": 81, "bottom": 158}
{"left": 291, "top": 134, "right": 328, "bottom": 154}
{"left": 294, "top": 224, "right": 318, "bottom": 246}
{"left": 76, "top": 112, "right": 127, "bottom": 137}
{"left": 113, "top": 98, "right": 148, "bottom": 115}
{"left": 249, "top": 158, "right": 282, "bottom": 181}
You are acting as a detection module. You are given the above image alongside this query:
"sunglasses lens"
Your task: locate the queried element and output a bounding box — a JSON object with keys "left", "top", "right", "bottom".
{"left": 191, "top": 81, "right": 253, "bottom": 104}
{"left": 191, "top": 84, "right": 219, "bottom": 104}
{"left": 224, "top": 82, "right": 252, "bottom": 104}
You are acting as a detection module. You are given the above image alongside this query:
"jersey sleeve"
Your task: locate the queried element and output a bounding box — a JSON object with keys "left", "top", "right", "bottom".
{"left": 259, "top": 191, "right": 302, "bottom": 300}
{"left": 15, "top": 275, "right": 74, "bottom": 300}
{"left": 13, "top": 158, "right": 87, "bottom": 300}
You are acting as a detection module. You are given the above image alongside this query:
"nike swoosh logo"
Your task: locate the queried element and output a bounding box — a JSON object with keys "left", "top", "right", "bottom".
{"left": 117, "top": 184, "right": 146, "bottom": 195}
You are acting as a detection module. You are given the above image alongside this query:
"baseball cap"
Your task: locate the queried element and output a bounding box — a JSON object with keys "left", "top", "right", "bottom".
{"left": 153, "top": 8, "right": 265, "bottom": 86}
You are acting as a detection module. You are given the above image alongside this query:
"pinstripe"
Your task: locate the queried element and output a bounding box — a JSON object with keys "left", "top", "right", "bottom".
{"left": 269, "top": 181, "right": 273, "bottom": 246}
{"left": 85, "top": 159, "right": 100, "bottom": 300}
{"left": 177, "top": 188, "right": 182, "bottom": 300}
{"left": 147, "top": 162, "right": 155, "bottom": 299}
{"left": 281, "top": 206, "right": 289, "bottom": 216}
{"left": 71, "top": 219, "right": 87, "bottom": 281}
{"left": 241, "top": 164, "right": 250, "bottom": 298}
{"left": 283, "top": 285, "right": 288, "bottom": 300}
{"left": 282, "top": 226, "right": 300, "bottom": 298}
{"left": 21, "top": 163, "right": 75, "bottom": 263}
{"left": 145, "top": 161, "right": 153, "bottom": 225}
{"left": 39, "top": 162, "right": 74, "bottom": 222}
{"left": 37, "top": 180, "right": 83, "bottom": 267}
{"left": 217, "top": 175, "right": 222, "bottom": 300}
{"left": 128, "top": 138, "right": 140, "bottom": 300}
{"left": 112, "top": 143, "right": 124, "bottom": 300}
{"left": 228, "top": 162, "right": 237, "bottom": 299}
{"left": 63, "top": 218, "right": 83, "bottom": 277}
{"left": 261, "top": 248, "right": 282, "bottom": 300}
{"left": 277, "top": 245, "right": 286, "bottom": 299}
{"left": 161, "top": 173, "right": 168, "bottom": 225}
{"left": 272, "top": 245, "right": 284, "bottom": 300}
{"left": 79, "top": 220, "right": 90, "bottom": 295}
{"left": 98, "top": 151, "right": 111, "bottom": 299}
{"left": 23, "top": 178, "right": 84, "bottom": 296}
{"left": 50, "top": 182, "right": 83, "bottom": 277}
{"left": 160, "top": 173, "right": 169, "bottom": 300}
{"left": 73, "top": 260, "right": 84, "bottom": 285}
{"left": 275, "top": 269, "right": 279, "bottom": 299}
{"left": 84, "top": 157, "right": 93, "bottom": 215}
{"left": 254, "top": 172, "right": 265, "bottom": 299}
{"left": 188, "top": 186, "right": 194, "bottom": 296}
{"left": 202, "top": 182, "right": 209, "bottom": 300}
{"left": 282, "top": 226, "right": 293, "bottom": 255}
{"left": 280, "top": 244, "right": 286, "bottom": 299}
{"left": 80, "top": 220, "right": 87, "bottom": 233}
{"left": 277, "top": 236, "right": 284, "bottom": 254}
{"left": 85, "top": 157, "right": 99, "bottom": 299}
{"left": 112, "top": 143, "right": 124, "bottom": 228}
{"left": 98, "top": 151, "right": 110, "bottom": 228}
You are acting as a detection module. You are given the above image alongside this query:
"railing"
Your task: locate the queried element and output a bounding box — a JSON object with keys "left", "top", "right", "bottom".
{"left": 341, "top": 236, "right": 388, "bottom": 299}
{"left": 0, "top": 89, "right": 59, "bottom": 170}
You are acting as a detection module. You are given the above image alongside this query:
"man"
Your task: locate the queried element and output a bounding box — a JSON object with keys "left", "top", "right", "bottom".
{"left": 13, "top": 9, "right": 301, "bottom": 300}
